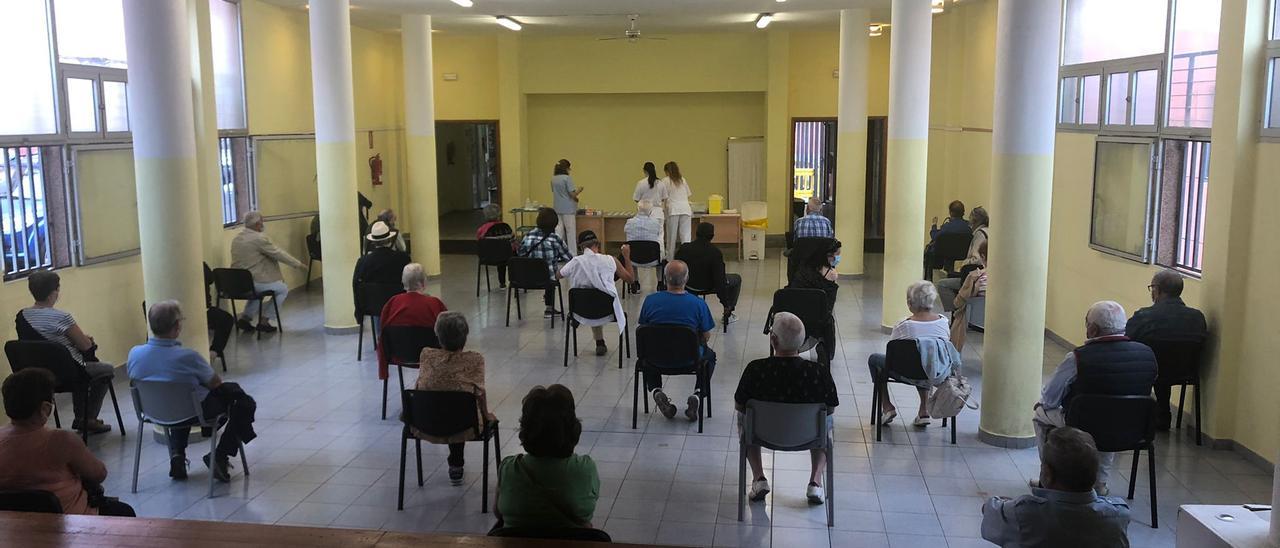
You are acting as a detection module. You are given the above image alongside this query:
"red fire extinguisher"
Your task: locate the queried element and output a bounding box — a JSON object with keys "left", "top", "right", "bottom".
{"left": 369, "top": 153, "right": 383, "bottom": 186}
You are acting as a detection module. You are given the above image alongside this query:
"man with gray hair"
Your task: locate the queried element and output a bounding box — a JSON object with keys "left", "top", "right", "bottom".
{"left": 623, "top": 200, "right": 665, "bottom": 292}
{"left": 1034, "top": 300, "right": 1157, "bottom": 495}
{"left": 1125, "top": 269, "right": 1207, "bottom": 430}
{"left": 734, "top": 312, "right": 839, "bottom": 505}
{"left": 638, "top": 260, "right": 718, "bottom": 422}
{"left": 128, "top": 300, "right": 257, "bottom": 483}
{"left": 230, "top": 210, "right": 305, "bottom": 333}
{"left": 792, "top": 197, "right": 834, "bottom": 239}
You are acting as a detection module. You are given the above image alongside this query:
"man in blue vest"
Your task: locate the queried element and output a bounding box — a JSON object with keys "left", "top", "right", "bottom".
{"left": 1033, "top": 301, "right": 1157, "bottom": 495}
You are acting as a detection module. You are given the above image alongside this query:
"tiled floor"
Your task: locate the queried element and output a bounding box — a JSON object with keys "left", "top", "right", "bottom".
{"left": 77, "top": 252, "right": 1270, "bottom": 547}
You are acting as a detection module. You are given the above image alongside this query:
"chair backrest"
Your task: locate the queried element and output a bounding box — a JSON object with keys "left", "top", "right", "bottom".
{"left": 636, "top": 324, "right": 701, "bottom": 367}
{"left": 1144, "top": 339, "right": 1204, "bottom": 384}
{"left": 489, "top": 527, "right": 613, "bottom": 543}
{"left": 130, "top": 380, "right": 203, "bottom": 426}
{"left": 203, "top": 263, "right": 215, "bottom": 308}
{"left": 788, "top": 237, "right": 835, "bottom": 283}
{"left": 3, "top": 340, "right": 88, "bottom": 388}
{"left": 769, "top": 288, "right": 830, "bottom": 338}
{"left": 508, "top": 257, "right": 554, "bottom": 289}
{"left": 1065, "top": 394, "right": 1155, "bottom": 453}
{"left": 626, "top": 240, "right": 661, "bottom": 265}
{"left": 477, "top": 238, "right": 515, "bottom": 265}
{"left": 568, "top": 288, "right": 616, "bottom": 321}
{"left": 743, "top": 400, "right": 827, "bottom": 451}
{"left": 883, "top": 339, "right": 929, "bottom": 381}
{"left": 357, "top": 282, "right": 404, "bottom": 317}
{"left": 212, "top": 268, "right": 257, "bottom": 300}
{"left": 380, "top": 325, "right": 438, "bottom": 365}
{"left": 305, "top": 233, "right": 322, "bottom": 261}
{"left": 402, "top": 389, "right": 481, "bottom": 438}
{"left": 0, "top": 490, "right": 63, "bottom": 513}
{"left": 936, "top": 232, "right": 973, "bottom": 261}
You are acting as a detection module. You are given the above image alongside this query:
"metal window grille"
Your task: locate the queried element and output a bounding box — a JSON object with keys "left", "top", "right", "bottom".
{"left": 1174, "top": 141, "right": 1209, "bottom": 272}
{"left": 219, "top": 136, "right": 237, "bottom": 225}
{"left": 0, "top": 146, "right": 54, "bottom": 276}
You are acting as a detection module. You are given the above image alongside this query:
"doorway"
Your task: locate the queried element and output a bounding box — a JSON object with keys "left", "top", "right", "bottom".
{"left": 787, "top": 117, "right": 888, "bottom": 250}
{"left": 435, "top": 121, "right": 499, "bottom": 241}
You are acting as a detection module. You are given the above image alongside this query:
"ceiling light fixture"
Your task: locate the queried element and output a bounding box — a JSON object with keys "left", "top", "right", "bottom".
{"left": 755, "top": 13, "right": 773, "bottom": 29}
{"left": 450, "top": 0, "right": 473, "bottom": 7}
{"left": 776, "top": 0, "right": 787, "bottom": 2}
{"left": 495, "top": 16, "right": 522, "bottom": 31}
{"left": 868, "top": 24, "right": 883, "bottom": 37}
{"left": 931, "top": 0, "right": 945, "bottom": 14}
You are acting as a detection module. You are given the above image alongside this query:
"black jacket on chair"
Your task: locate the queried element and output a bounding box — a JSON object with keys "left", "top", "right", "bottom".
{"left": 1064, "top": 336, "right": 1157, "bottom": 407}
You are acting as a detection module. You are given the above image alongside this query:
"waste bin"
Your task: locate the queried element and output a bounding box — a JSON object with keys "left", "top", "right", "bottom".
{"left": 741, "top": 201, "right": 768, "bottom": 260}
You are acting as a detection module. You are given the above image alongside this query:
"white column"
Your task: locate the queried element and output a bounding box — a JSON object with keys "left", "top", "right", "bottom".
{"left": 978, "top": 0, "right": 1061, "bottom": 447}
{"left": 880, "top": 0, "right": 932, "bottom": 327}
{"left": 309, "top": 0, "right": 361, "bottom": 331}
{"left": 122, "top": 0, "right": 209, "bottom": 348}
{"left": 402, "top": 15, "right": 441, "bottom": 276}
{"left": 835, "top": 9, "right": 870, "bottom": 276}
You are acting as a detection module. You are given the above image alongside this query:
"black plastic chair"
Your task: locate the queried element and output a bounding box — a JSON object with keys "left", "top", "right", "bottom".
{"left": 624, "top": 240, "right": 664, "bottom": 298}
{"left": 564, "top": 288, "right": 630, "bottom": 369}
{"left": 1144, "top": 339, "right": 1204, "bottom": 445}
{"left": 870, "top": 339, "right": 956, "bottom": 444}
{"left": 355, "top": 282, "right": 405, "bottom": 360}
{"left": 4, "top": 340, "right": 125, "bottom": 444}
{"left": 763, "top": 288, "right": 832, "bottom": 364}
{"left": 633, "top": 324, "right": 712, "bottom": 433}
{"left": 477, "top": 239, "right": 515, "bottom": 296}
{"left": 737, "top": 400, "right": 833, "bottom": 526}
{"left": 0, "top": 490, "right": 63, "bottom": 513}
{"left": 212, "top": 268, "right": 281, "bottom": 340}
{"left": 683, "top": 285, "right": 730, "bottom": 334}
{"left": 506, "top": 257, "right": 564, "bottom": 328}
{"left": 926, "top": 232, "right": 973, "bottom": 280}
{"left": 788, "top": 237, "right": 835, "bottom": 285}
{"left": 379, "top": 325, "right": 439, "bottom": 420}
{"left": 489, "top": 527, "right": 612, "bottom": 542}
{"left": 1065, "top": 394, "right": 1159, "bottom": 528}
{"left": 305, "top": 233, "right": 321, "bottom": 290}
{"left": 398, "top": 390, "right": 500, "bottom": 512}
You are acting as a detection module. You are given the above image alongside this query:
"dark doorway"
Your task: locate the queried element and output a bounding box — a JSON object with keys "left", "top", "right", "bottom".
{"left": 864, "top": 116, "right": 888, "bottom": 251}
{"left": 435, "top": 121, "right": 499, "bottom": 242}
{"left": 787, "top": 117, "right": 888, "bottom": 251}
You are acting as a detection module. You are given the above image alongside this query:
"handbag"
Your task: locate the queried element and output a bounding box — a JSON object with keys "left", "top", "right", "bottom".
{"left": 926, "top": 374, "right": 979, "bottom": 419}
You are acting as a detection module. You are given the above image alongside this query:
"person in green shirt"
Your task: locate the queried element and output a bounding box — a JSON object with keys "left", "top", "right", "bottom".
{"left": 494, "top": 384, "right": 599, "bottom": 530}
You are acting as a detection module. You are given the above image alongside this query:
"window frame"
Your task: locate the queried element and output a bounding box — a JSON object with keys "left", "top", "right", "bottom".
{"left": 66, "top": 142, "right": 140, "bottom": 265}
{"left": 1153, "top": 139, "right": 1210, "bottom": 275}
{"left": 58, "top": 64, "right": 129, "bottom": 143}
{"left": 1088, "top": 136, "right": 1159, "bottom": 263}
{"left": 1263, "top": 0, "right": 1280, "bottom": 138}
{"left": 218, "top": 134, "right": 256, "bottom": 227}
{"left": 211, "top": 0, "right": 250, "bottom": 132}
{"left": 0, "top": 145, "right": 73, "bottom": 279}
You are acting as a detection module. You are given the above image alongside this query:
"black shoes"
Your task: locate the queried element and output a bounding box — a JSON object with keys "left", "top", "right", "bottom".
{"left": 255, "top": 322, "right": 278, "bottom": 333}
{"left": 203, "top": 453, "right": 231, "bottom": 483}
{"left": 169, "top": 455, "right": 188, "bottom": 480}
{"left": 448, "top": 465, "right": 464, "bottom": 486}
{"left": 595, "top": 341, "right": 608, "bottom": 356}
{"left": 235, "top": 318, "right": 254, "bottom": 332}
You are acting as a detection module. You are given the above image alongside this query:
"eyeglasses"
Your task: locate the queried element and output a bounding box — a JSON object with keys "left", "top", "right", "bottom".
{"left": 1147, "top": 285, "right": 1156, "bottom": 291}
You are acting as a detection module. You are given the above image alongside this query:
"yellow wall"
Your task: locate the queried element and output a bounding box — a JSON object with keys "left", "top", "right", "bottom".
{"left": 519, "top": 34, "right": 769, "bottom": 94}
{"left": 787, "top": 30, "right": 892, "bottom": 119}
{"left": 433, "top": 35, "right": 500, "bottom": 120}
{"left": 1234, "top": 143, "right": 1280, "bottom": 462}
{"left": 524, "top": 92, "right": 766, "bottom": 213}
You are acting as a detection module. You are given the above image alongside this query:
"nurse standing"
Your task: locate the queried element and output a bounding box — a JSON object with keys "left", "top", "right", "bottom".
{"left": 550, "top": 159, "right": 582, "bottom": 255}
{"left": 662, "top": 161, "right": 693, "bottom": 260}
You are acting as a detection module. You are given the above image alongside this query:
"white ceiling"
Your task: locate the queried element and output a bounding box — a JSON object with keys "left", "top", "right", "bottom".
{"left": 263, "top": 0, "right": 894, "bottom": 34}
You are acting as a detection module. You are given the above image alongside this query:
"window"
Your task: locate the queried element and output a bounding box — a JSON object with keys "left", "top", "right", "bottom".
{"left": 0, "top": 0, "right": 58, "bottom": 138}
{"left": 1, "top": 146, "right": 72, "bottom": 278}
{"left": 1155, "top": 140, "right": 1209, "bottom": 272}
{"left": 1090, "top": 138, "right": 1156, "bottom": 261}
{"left": 53, "top": 0, "right": 127, "bottom": 69}
{"left": 218, "top": 136, "right": 254, "bottom": 225}
{"left": 1106, "top": 72, "right": 1131, "bottom": 125}
{"left": 1063, "top": 0, "right": 1168, "bottom": 65}
{"left": 60, "top": 69, "right": 129, "bottom": 140}
{"left": 210, "top": 0, "right": 247, "bottom": 131}
{"left": 1265, "top": 0, "right": 1280, "bottom": 135}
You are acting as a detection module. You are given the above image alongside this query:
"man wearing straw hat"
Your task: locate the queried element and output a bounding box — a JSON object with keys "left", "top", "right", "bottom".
{"left": 353, "top": 221, "right": 411, "bottom": 328}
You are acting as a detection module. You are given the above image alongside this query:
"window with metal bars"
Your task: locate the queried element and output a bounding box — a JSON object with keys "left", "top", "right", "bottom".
{"left": 218, "top": 136, "right": 253, "bottom": 225}
{"left": 1155, "top": 139, "right": 1209, "bottom": 273}
{"left": 0, "top": 146, "right": 71, "bottom": 278}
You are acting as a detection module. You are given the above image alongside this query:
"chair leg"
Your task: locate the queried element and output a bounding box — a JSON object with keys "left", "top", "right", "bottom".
{"left": 950, "top": 416, "right": 957, "bottom": 445}
{"left": 1176, "top": 385, "right": 1186, "bottom": 430}
{"left": 563, "top": 319, "right": 572, "bottom": 367}
{"left": 697, "top": 371, "right": 705, "bottom": 434}
{"left": 52, "top": 399, "right": 61, "bottom": 429}
{"left": 1148, "top": 444, "right": 1158, "bottom": 528}
{"left": 357, "top": 318, "right": 365, "bottom": 360}
{"left": 632, "top": 368, "right": 640, "bottom": 430}
{"left": 219, "top": 354, "right": 227, "bottom": 373}
{"left": 514, "top": 286, "right": 523, "bottom": 320}
{"left": 485, "top": 266, "right": 491, "bottom": 293}
{"left": 415, "top": 439, "right": 423, "bottom": 487}
{"left": 381, "top": 377, "right": 389, "bottom": 420}
{"left": 482, "top": 433, "right": 490, "bottom": 513}
{"left": 271, "top": 297, "right": 282, "bottom": 334}
{"left": 371, "top": 320, "right": 380, "bottom": 351}
{"left": 505, "top": 287, "right": 512, "bottom": 327}
{"left": 1194, "top": 383, "right": 1202, "bottom": 446}
{"left": 131, "top": 421, "right": 145, "bottom": 493}
{"left": 476, "top": 262, "right": 482, "bottom": 297}
{"left": 239, "top": 442, "right": 249, "bottom": 476}
{"left": 397, "top": 431, "right": 408, "bottom": 510}
{"left": 874, "top": 383, "right": 883, "bottom": 443}
{"left": 826, "top": 444, "right": 835, "bottom": 527}
{"left": 255, "top": 299, "right": 264, "bottom": 340}
{"left": 107, "top": 382, "right": 125, "bottom": 437}
{"left": 209, "top": 426, "right": 220, "bottom": 498}
{"left": 306, "top": 260, "right": 313, "bottom": 290}
{"left": 1127, "top": 449, "right": 1139, "bottom": 500}
{"left": 737, "top": 438, "right": 746, "bottom": 522}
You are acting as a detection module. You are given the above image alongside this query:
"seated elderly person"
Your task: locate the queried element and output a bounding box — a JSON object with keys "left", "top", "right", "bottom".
{"left": 623, "top": 199, "right": 665, "bottom": 293}
{"left": 785, "top": 238, "right": 841, "bottom": 364}
{"left": 353, "top": 220, "right": 411, "bottom": 327}
{"left": 559, "top": 230, "right": 634, "bottom": 356}
{"left": 0, "top": 369, "right": 135, "bottom": 516}
{"left": 792, "top": 197, "right": 834, "bottom": 239}
{"left": 518, "top": 207, "right": 574, "bottom": 318}
{"left": 230, "top": 210, "right": 305, "bottom": 333}
{"left": 495, "top": 384, "right": 599, "bottom": 530}
{"left": 375, "top": 208, "right": 408, "bottom": 252}
{"left": 638, "top": 260, "right": 718, "bottom": 422}
{"left": 923, "top": 199, "right": 969, "bottom": 274}
{"left": 983, "top": 427, "right": 1130, "bottom": 546}
{"left": 377, "top": 264, "right": 448, "bottom": 382}
{"left": 948, "top": 241, "right": 988, "bottom": 353}
{"left": 1034, "top": 301, "right": 1156, "bottom": 495}
{"left": 15, "top": 271, "right": 115, "bottom": 434}
{"left": 868, "top": 281, "right": 961, "bottom": 428}
{"left": 675, "top": 222, "right": 742, "bottom": 325}
{"left": 736, "top": 312, "right": 839, "bottom": 505}
{"left": 412, "top": 312, "right": 493, "bottom": 485}
{"left": 476, "top": 204, "right": 515, "bottom": 289}
{"left": 1126, "top": 269, "right": 1208, "bottom": 430}
{"left": 128, "top": 301, "right": 257, "bottom": 483}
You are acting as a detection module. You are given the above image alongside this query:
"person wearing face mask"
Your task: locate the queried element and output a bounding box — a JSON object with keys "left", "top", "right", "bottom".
{"left": 786, "top": 239, "right": 842, "bottom": 364}
{"left": 0, "top": 369, "right": 135, "bottom": 516}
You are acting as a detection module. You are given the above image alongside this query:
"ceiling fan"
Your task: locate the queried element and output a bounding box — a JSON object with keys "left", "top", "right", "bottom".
{"left": 597, "top": 14, "right": 667, "bottom": 43}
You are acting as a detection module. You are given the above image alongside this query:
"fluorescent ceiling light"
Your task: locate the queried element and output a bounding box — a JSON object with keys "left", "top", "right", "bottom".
{"left": 931, "top": 0, "right": 944, "bottom": 14}
{"left": 450, "top": 0, "right": 473, "bottom": 6}
{"left": 755, "top": 13, "right": 773, "bottom": 29}
{"left": 496, "top": 16, "right": 522, "bottom": 31}
{"left": 776, "top": 0, "right": 787, "bottom": 2}
{"left": 868, "top": 24, "right": 883, "bottom": 37}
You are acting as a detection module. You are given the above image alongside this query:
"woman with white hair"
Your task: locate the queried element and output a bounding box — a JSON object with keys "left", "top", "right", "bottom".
{"left": 868, "top": 281, "right": 952, "bottom": 427}
{"left": 375, "top": 263, "right": 447, "bottom": 382}
{"left": 413, "top": 311, "right": 494, "bottom": 486}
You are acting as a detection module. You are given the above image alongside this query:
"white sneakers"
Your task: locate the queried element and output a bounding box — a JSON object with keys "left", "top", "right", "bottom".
{"left": 912, "top": 416, "right": 933, "bottom": 427}
{"left": 806, "top": 484, "right": 825, "bottom": 505}
{"left": 749, "top": 478, "right": 771, "bottom": 501}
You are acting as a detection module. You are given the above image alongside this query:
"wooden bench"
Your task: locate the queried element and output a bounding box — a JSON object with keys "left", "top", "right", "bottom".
{"left": 0, "top": 511, "right": 661, "bottom": 547}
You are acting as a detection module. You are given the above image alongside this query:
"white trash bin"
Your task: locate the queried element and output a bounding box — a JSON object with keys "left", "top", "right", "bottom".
{"left": 741, "top": 201, "right": 768, "bottom": 260}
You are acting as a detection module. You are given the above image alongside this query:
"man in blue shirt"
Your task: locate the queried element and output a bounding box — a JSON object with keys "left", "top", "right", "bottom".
{"left": 638, "top": 260, "right": 717, "bottom": 421}
{"left": 128, "top": 301, "right": 255, "bottom": 483}
{"left": 923, "top": 200, "right": 970, "bottom": 274}
{"left": 792, "top": 198, "right": 834, "bottom": 239}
